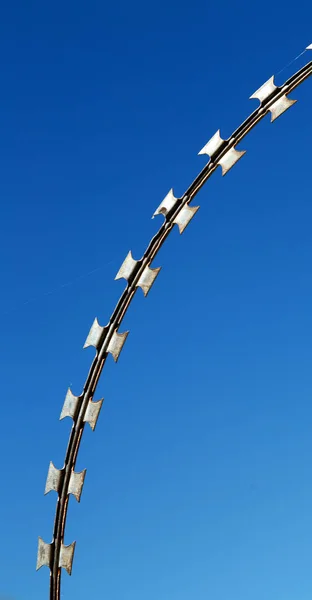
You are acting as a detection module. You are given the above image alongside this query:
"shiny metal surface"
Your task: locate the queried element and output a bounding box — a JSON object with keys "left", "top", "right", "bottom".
{"left": 37, "top": 53, "right": 312, "bottom": 600}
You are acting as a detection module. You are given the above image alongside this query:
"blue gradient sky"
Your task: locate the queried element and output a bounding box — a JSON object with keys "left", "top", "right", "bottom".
{"left": 0, "top": 2, "right": 312, "bottom": 599}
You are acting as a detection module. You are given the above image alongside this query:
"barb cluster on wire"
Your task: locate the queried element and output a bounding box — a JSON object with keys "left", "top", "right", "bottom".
{"left": 37, "top": 46, "right": 312, "bottom": 600}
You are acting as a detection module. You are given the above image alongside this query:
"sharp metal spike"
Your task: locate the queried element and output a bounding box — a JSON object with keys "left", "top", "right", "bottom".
{"left": 306, "top": 44, "right": 312, "bottom": 50}
{"left": 269, "top": 95, "right": 297, "bottom": 122}
{"left": 59, "top": 542, "right": 76, "bottom": 575}
{"left": 250, "top": 76, "right": 277, "bottom": 104}
{"left": 44, "top": 462, "right": 63, "bottom": 495}
{"left": 68, "top": 469, "right": 86, "bottom": 502}
{"left": 153, "top": 189, "right": 179, "bottom": 218}
{"left": 115, "top": 251, "right": 138, "bottom": 282}
{"left": 60, "top": 388, "right": 80, "bottom": 421}
{"left": 84, "top": 398, "right": 104, "bottom": 431}
{"left": 36, "top": 537, "right": 52, "bottom": 570}
{"left": 198, "top": 130, "right": 225, "bottom": 158}
{"left": 173, "top": 204, "right": 199, "bottom": 234}
{"left": 218, "top": 147, "right": 246, "bottom": 176}
{"left": 83, "top": 318, "right": 105, "bottom": 350}
{"left": 136, "top": 265, "right": 161, "bottom": 296}
{"left": 107, "top": 330, "right": 129, "bottom": 362}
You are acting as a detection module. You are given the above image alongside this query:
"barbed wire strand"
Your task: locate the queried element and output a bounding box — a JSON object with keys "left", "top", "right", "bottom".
{"left": 36, "top": 50, "right": 312, "bottom": 600}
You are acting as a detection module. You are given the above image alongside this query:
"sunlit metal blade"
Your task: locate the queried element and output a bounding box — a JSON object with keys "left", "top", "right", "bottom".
{"left": 60, "top": 388, "right": 80, "bottom": 421}
{"left": 137, "top": 265, "right": 161, "bottom": 296}
{"left": 115, "top": 251, "right": 138, "bottom": 282}
{"left": 107, "top": 330, "right": 129, "bottom": 362}
{"left": 250, "top": 76, "right": 277, "bottom": 104}
{"left": 173, "top": 204, "right": 199, "bottom": 234}
{"left": 306, "top": 44, "right": 312, "bottom": 50}
{"left": 36, "top": 538, "right": 52, "bottom": 570}
{"left": 198, "top": 130, "right": 225, "bottom": 158}
{"left": 269, "top": 95, "right": 297, "bottom": 121}
{"left": 59, "top": 542, "right": 76, "bottom": 575}
{"left": 68, "top": 470, "right": 86, "bottom": 502}
{"left": 83, "top": 318, "right": 105, "bottom": 350}
{"left": 153, "top": 189, "right": 179, "bottom": 218}
{"left": 83, "top": 398, "right": 104, "bottom": 431}
{"left": 44, "top": 462, "right": 63, "bottom": 495}
{"left": 218, "top": 147, "right": 246, "bottom": 175}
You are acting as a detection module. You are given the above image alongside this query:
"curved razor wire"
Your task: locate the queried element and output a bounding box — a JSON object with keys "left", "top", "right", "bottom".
{"left": 37, "top": 46, "right": 312, "bottom": 600}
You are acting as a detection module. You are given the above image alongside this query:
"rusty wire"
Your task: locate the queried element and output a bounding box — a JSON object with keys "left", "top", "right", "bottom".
{"left": 37, "top": 50, "right": 312, "bottom": 600}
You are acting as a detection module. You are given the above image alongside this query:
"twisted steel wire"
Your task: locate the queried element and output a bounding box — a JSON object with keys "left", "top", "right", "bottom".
{"left": 37, "top": 50, "right": 312, "bottom": 600}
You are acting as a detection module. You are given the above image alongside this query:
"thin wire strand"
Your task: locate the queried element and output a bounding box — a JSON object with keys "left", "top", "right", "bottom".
{"left": 276, "top": 47, "right": 308, "bottom": 77}
{"left": 2, "top": 259, "right": 117, "bottom": 316}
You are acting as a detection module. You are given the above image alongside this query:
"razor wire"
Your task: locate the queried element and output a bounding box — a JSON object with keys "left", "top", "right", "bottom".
{"left": 37, "top": 45, "right": 312, "bottom": 600}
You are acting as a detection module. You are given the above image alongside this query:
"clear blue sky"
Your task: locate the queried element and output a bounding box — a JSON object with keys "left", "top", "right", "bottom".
{"left": 0, "top": 1, "right": 312, "bottom": 599}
